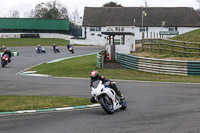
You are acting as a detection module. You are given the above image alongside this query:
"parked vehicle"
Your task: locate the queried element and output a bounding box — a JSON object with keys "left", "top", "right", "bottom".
{"left": 90, "top": 80, "right": 127, "bottom": 114}
{"left": 1, "top": 54, "right": 9, "bottom": 67}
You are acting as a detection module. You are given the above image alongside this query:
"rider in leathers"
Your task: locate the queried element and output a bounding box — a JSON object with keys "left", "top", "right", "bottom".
{"left": 2, "top": 48, "right": 12, "bottom": 62}
{"left": 90, "top": 70, "right": 124, "bottom": 103}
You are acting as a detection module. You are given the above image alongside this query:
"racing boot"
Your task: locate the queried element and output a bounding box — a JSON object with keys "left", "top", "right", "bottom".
{"left": 116, "top": 91, "right": 125, "bottom": 102}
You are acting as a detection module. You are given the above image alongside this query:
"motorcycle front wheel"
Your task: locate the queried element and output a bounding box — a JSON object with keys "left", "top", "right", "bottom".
{"left": 1, "top": 60, "right": 6, "bottom": 67}
{"left": 99, "top": 95, "right": 114, "bottom": 114}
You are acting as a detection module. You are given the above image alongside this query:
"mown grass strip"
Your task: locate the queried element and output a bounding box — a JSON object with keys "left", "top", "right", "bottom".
{"left": 29, "top": 54, "right": 200, "bottom": 83}
{"left": 0, "top": 38, "right": 70, "bottom": 47}
{"left": 0, "top": 96, "right": 91, "bottom": 112}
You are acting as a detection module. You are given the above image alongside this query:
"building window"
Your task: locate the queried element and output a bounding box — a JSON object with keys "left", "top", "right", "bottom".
{"left": 121, "top": 36, "right": 125, "bottom": 45}
{"left": 168, "top": 27, "right": 175, "bottom": 31}
{"left": 115, "top": 27, "right": 120, "bottom": 31}
{"left": 115, "top": 27, "right": 124, "bottom": 32}
{"left": 90, "top": 27, "right": 95, "bottom": 31}
{"left": 96, "top": 27, "right": 101, "bottom": 31}
{"left": 90, "top": 27, "right": 101, "bottom": 32}
{"left": 139, "top": 27, "right": 148, "bottom": 32}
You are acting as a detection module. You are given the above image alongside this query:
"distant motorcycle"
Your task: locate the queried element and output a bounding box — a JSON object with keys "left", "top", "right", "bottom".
{"left": 35, "top": 47, "right": 46, "bottom": 54}
{"left": 1, "top": 54, "right": 9, "bottom": 67}
{"left": 53, "top": 46, "right": 60, "bottom": 53}
{"left": 67, "top": 45, "right": 74, "bottom": 54}
{"left": 90, "top": 80, "right": 127, "bottom": 114}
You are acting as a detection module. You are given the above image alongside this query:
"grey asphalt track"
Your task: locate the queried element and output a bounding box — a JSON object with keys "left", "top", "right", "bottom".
{"left": 1, "top": 46, "right": 200, "bottom": 133}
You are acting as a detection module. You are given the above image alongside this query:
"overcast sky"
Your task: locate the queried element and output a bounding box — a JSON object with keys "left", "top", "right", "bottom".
{"left": 0, "top": 0, "right": 199, "bottom": 18}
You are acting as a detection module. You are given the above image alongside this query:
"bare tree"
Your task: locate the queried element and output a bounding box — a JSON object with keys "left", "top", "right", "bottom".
{"left": 144, "top": 0, "right": 149, "bottom": 7}
{"left": 197, "top": 0, "right": 200, "bottom": 8}
{"left": 8, "top": 10, "right": 20, "bottom": 18}
{"left": 70, "top": 8, "right": 80, "bottom": 25}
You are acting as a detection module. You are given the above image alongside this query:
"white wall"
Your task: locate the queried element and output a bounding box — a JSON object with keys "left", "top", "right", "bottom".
{"left": 0, "top": 33, "right": 73, "bottom": 40}
{"left": 83, "top": 26, "right": 200, "bottom": 43}
{"left": 115, "top": 35, "right": 135, "bottom": 54}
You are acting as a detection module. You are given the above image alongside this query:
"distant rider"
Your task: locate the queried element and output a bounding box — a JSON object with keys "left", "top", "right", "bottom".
{"left": 67, "top": 44, "right": 72, "bottom": 50}
{"left": 37, "top": 44, "right": 42, "bottom": 50}
{"left": 0, "top": 46, "right": 6, "bottom": 51}
{"left": 52, "top": 44, "right": 57, "bottom": 50}
{"left": 67, "top": 44, "right": 74, "bottom": 53}
{"left": 90, "top": 70, "right": 124, "bottom": 103}
{"left": 2, "top": 48, "right": 12, "bottom": 62}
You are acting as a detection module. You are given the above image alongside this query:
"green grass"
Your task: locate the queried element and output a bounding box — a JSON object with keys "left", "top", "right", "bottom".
{"left": 0, "top": 38, "right": 70, "bottom": 47}
{"left": 29, "top": 54, "right": 200, "bottom": 83}
{"left": 30, "top": 54, "right": 96, "bottom": 77}
{"left": 171, "top": 29, "right": 200, "bottom": 42}
{"left": 0, "top": 95, "right": 91, "bottom": 112}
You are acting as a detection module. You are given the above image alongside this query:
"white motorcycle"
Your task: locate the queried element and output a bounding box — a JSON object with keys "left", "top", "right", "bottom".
{"left": 91, "top": 80, "right": 127, "bottom": 114}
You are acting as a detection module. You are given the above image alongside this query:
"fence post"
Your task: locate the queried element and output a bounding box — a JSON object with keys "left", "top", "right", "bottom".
{"left": 184, "top": 42, "right": 186, "bottom": 56}
{"left": 142, "top": 44, "right": 144, "bottom": 51}
{"left": 199, "top": 44, "right": 200, "bottom": 54}
{"left": 160, "top": 44, "right": 162, "bottom": 53}
{"left": 101, "top": 55, "right": 104, "bottom": 68}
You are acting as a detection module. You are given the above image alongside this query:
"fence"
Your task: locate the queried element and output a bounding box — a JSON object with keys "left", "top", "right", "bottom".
{"left": 136, "top": 39, "right": 161, "bottom": 44}
{"left": 115, "top": 53, "right": 200, "bottom": 76}
{"left": 142, "top": 39, "right": 200, "bottom": 56}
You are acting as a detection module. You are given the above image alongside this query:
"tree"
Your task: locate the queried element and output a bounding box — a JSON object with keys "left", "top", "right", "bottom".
{"left": 103, "top": 2, "right": 123, "bottom": 7}
{"left": 196, "top": 0, "right": 200, "bottom": 15}
{"left": 144, "top": 0, "right": 149, "bottom": 7}
{"left": 70, "top": 8, "right": 80, "bottom": 25}
{"left": 197, "top": 0, "right": 200, "bottom": 6}
{"left": 7, "top": 10, "right": 20, "bottom": 18}
{"left": 30, "top": 0, "right": 68, "bottom": 19}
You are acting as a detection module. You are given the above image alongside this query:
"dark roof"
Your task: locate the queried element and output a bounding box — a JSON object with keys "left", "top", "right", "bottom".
{"left": 82, "top": 7, "right": 200, "bottom": 27}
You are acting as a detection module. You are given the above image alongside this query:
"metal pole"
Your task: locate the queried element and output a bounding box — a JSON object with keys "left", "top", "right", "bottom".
{"left": 142, "top": 11, "right": 144, "bottom": 39}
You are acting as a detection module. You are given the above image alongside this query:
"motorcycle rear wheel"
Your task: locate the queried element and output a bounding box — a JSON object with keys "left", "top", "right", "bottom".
{"left": 99, "top": 95, "right": 114, "bottom": 114}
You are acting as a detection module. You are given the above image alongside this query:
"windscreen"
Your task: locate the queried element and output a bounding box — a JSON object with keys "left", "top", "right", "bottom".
{"left": 92, "top": 80, "right": 101, "bottom": 88}
{"left": 3, "top": 54, "right": 8, "bottom": 57}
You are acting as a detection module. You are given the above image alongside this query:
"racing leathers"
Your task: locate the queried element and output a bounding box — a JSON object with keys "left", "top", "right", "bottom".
{"left": 90, "top": 75, "right": 124, "bottom": 103}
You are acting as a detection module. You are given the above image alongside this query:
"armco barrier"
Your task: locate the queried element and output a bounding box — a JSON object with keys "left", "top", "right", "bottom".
{"left": 116, "top": 53, "right": 138, "bottom": 70}
{"left": 97, "top": 53, "right": 102, "bottom": 69}
{"left": 115, "top": 53, "right": 200, "bottom": 76}
{"left": 97, "top": 51, "right": 106, "bottom": 69}
{"left": 188, "top": 62, "right": 200, "bottom": 76}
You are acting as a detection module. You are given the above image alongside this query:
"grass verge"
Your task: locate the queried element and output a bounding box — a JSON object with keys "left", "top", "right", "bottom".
{"left": 29, "top": 54, "right": 200, "bottom": 83}
{"left": 0, "top": 38, "right": 70, "bottom": 47}
{"left": 0, "top": 95, "right": 91, "bottom": 112}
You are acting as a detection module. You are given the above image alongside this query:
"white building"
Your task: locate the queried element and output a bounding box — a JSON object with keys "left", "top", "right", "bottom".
{"left": 82, "top": 7, "right": 200, "bottom": 46}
